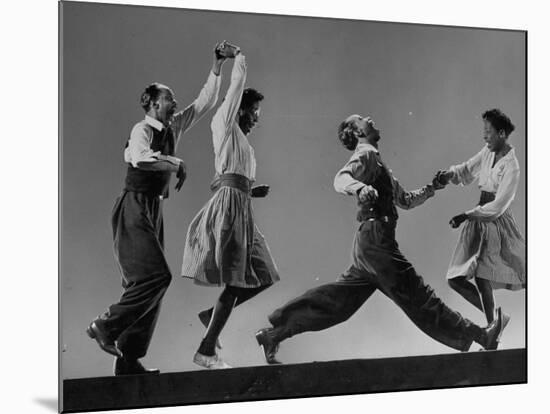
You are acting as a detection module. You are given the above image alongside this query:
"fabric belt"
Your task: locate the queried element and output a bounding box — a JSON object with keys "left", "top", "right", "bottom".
{"left": 478, "top": 191, "right": 496, "bottom": 206}
{"left": 210, "top": 173, "right": 252, "bottom": 194}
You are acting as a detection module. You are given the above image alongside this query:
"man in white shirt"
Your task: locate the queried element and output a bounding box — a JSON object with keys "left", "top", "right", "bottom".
{"left": 86, "top": 43, "right": 228, "bottom": 376}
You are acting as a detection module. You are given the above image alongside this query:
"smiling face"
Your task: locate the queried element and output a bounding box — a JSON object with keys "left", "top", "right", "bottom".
{"left": 483, "top": 119, "right": 507, "bottom": 153}
{"left": 238, "top": 101, "right": 261, "bottom": 135}
{"left": 345, "top": 114, "right": 381, "bottom": 144}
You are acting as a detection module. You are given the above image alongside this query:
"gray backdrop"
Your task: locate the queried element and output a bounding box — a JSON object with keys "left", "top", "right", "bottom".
{"left": 60, "top": 2, "right": 525, "bottom": 378}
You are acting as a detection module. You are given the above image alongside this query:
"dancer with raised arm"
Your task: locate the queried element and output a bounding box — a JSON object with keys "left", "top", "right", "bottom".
{"left": 255, "top": 114, "right": 505, "bottom": 364}
{"left": 87, "top": 44, "right": 227, "bottom": 376}
{"left": 435, "top": 109, "right": 525, "bottom": 328}
{"left": 182, "top": 44, "right": 280, "bottom": 369}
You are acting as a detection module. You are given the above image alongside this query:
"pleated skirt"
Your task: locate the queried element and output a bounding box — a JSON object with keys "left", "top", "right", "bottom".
{"left": 446, "top": 210, "right": 525, "bottom": 290}
{"left": 181, "top": 186, "right": 279, "bottom": 287}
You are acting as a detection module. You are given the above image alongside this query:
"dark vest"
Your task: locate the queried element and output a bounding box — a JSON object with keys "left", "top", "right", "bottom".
{"left": 124, "top": 125, "right": 175, "bottom": 198}
{"left": 356, "top": 153, "right": 399, "bottom": 222}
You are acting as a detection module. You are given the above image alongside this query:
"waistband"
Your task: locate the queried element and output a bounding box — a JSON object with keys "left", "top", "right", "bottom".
{"left": 122, "top": 189, "right": 165, "bottom": 200}
{"left": 359, "top": 215, "right": 396, "bottom": 225}
{"left": 479, "top": 191, "right": 496, "bottom": 206}
{"left": 210, "top": 173, "right": 252, "bottom": 194}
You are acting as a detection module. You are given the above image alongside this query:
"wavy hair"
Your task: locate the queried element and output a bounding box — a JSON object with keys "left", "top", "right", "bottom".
{"left": 337, "top": 119, "right": 359, "bottom": 151}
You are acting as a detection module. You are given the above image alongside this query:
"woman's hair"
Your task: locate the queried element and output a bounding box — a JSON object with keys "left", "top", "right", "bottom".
{"left": 482, "top": 108, "right": 515, "bottom": 136}
{"left": 240, "top": 88, "right": 264, "bottom": 110}
{"left": 140, "top": 83, "right": 164, "bottom": 112}
{"left": 337, "top": 118, "right": 359, "bottom": 151}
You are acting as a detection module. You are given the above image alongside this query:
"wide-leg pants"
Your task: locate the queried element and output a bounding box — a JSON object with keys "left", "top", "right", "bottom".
{"left": 269, "top": 220, "right": 483, "bottom": 352}
{"left": 96, "top": 191, "right": 172, "bottom": 359}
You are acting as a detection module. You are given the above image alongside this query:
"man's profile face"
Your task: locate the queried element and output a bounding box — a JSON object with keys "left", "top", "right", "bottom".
{"left": 155, "top": 87, "right": 178, "bottom": 124}
{"left": 347, "top": 114, "right": 381, "bottom": 142}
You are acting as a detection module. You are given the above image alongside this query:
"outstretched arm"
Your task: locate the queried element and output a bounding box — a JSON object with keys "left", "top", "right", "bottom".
{"left": 171, "top": 43, "right": 226, "bottom": 145}
{"left": 437, "top": 147, "right": 486, "bottom": 186}
{"left": 392, "top": 176, "right": 436, "bottom": 210}
{"left": 210, "top": 52, "right": 247, "bottom": 152}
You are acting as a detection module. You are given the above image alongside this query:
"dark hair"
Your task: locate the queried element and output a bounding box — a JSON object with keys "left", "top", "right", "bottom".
{"left": 337, "top": 119, "right": 359, "bottom": 151}
{"left": 240, "top": 88, "right": 264, "bottom": 110}
{"left": 482, "top": 108, "right": 515, "bottom": 136}
{"left": 140, "top": 83, "right": 164, "bottom": 112}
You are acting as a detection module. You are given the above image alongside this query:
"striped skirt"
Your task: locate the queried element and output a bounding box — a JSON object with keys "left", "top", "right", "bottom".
{"left": 446, "top": 209, "right": 526, "bottom": 290}
{"left": 181, "top": 179, "right": 279, "bottom": 288}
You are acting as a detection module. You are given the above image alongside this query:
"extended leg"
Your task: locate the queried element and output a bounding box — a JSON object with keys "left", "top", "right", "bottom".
{"left": 376, "top": 250, "right": 497, "bottom": 351}
{"left": 269, "top": 282, "right": 375, "bottom": 340}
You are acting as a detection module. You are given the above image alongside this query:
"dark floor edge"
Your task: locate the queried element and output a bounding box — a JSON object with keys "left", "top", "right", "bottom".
{"left": 62, "top": 348, "right": 526, "bottom": 413}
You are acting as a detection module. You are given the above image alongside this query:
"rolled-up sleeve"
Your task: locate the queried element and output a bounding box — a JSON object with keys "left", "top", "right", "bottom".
{"left": 124, "top": 123, "right": 159, "bottom": 167}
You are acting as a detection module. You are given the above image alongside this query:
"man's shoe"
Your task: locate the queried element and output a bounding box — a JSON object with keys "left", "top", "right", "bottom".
{"left": 482, "top": 308, "right": 504, "bottom": 350}
{"left": 193, "top": 352, "right": 232, "bottom": 369}
{"left": 114, "top": 358, "right": 160, "bottom": 376}
{"left": 86, "top": 321, "right": 123, "bottom": 358}
{"left": 198, "top": 310, "right": 222, "bottom": 349}
{"left": 255, "top": 328, "right": 282, "bottom": 364}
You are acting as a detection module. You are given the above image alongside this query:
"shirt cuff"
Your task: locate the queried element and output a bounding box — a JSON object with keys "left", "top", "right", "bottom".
{"left": 347, "top": 182, "right": 366, "bottom": 195}
{"left": 465, "top": 207, "right": 480, "bottom": 217}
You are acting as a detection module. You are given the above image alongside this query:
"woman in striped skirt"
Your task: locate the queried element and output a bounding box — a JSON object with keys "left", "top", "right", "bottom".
{"left": 437, "top": 109, "right": 525, "bottom": 328}
{"left": 181, "top": 46, "right": 280, "bottom": 369}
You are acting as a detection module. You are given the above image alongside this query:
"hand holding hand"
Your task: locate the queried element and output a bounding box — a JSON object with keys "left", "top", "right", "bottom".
{"left": 215, "top": 40, "right": 241, "bottom": 59}
{"left": 251, "top": 185, "right": 270, "bottom": 198}
{"left": 432, "top": 170, "right": 447, "bottom": 190}
{"left": 175, "top": 161, "right": 187, "bottom": 191}
{"left": 358, "top": 185, "right": 378, "bottom": 204}
{"left": 436, "top": 170, "right": 452, "bottom": 186}
{"left": 449, "top": 213, "right": 468, "bottom": 228}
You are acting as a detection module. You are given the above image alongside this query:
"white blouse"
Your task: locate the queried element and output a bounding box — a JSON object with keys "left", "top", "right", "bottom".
{"left": 210, "top": 54, "right": 257, "bottom": 181}
{"left": 448, "top": 145, "right": 520, "bottom": 220}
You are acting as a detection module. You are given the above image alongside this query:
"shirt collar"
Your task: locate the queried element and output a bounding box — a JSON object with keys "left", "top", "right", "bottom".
{"left": 145, "top": 115, "right": 164, "bottom": 131}
{"left": 356, "top": 142, "right": 379, "bottom": 153}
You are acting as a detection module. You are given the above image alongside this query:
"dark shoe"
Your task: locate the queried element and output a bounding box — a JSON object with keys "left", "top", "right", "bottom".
{"left": 255, "top": 328, "right": 282, "bottom": 364}
{"left": 482, "top": 308, "right": 504, "bottom": 350}
{"left": 198, "top": 310, "right": 222, "bottom": 349}
{"left": 86, "top": 321, "right": 123, "bottom": 358}
{"left": 114, "top": 357, "right": 160, "bottom": 376}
